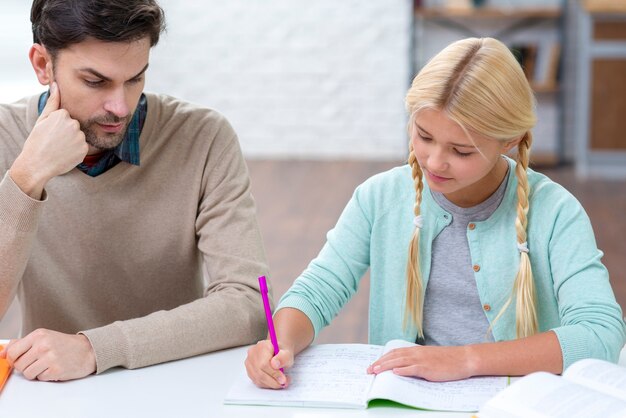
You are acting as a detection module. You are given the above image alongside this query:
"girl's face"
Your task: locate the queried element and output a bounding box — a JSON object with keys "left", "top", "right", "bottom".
{"left": 412, "top": 108, "right": 518, "bottom": 208}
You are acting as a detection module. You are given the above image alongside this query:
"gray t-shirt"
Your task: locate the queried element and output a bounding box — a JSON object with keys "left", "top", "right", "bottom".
{"left": 420, "top": 166, "right": 509, "bottom": 346}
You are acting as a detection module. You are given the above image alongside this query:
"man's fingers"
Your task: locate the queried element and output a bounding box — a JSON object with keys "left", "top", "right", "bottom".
{"left": 0, "top": 340, "right": 16, "bottom": 360}
{"left": 38, "top": 82, "right": 60, "bottom": 120}
{"left": 22, "top": 358, "right": 49, "bottom": 381}
{"left": 12, "top": 345, "right": 40, "bottom": 374}
{"left": 5, "top": 337, "right": 32, "bottom": 366}
{"left": 35, "top": 368, "right": 59, "bottom": 382}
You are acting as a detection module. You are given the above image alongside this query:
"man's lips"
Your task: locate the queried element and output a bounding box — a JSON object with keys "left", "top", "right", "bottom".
{"left": 97, "top": 123, "right": 124, "bottom": 133}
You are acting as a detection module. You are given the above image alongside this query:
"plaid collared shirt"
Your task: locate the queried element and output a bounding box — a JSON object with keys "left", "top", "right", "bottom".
{"left": 37, "top": 92, "right": 146, "bottom": 177}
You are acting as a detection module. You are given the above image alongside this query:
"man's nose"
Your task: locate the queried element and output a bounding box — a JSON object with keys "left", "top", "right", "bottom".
{"left": 103, "top": 89, "right": 130, "bottom": 118}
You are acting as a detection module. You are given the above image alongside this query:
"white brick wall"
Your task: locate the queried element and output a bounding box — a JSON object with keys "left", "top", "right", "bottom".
{"left": 148, "top": 1, "right": 412, "bottom": 159}
{"left": 0, "top": 1, "right": 42, "bottom": 101}
{"left": 0, "top": 1, "right": 412, "bottom": 159}
{"left": 0, "top": 1, "right": 564, "bottom": 160}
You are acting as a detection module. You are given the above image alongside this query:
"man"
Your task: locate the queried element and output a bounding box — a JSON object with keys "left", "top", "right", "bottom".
{"left": 0, "top": 0, "right": 269, "bottom": 381}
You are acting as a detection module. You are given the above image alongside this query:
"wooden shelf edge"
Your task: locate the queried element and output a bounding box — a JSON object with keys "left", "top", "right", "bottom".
{"left": 529, "top": 152, "right": 561, "bottom": 167}
{"left": 415, "top": 7, "right": 562, "bottom": 19}
{"left": 584, "top": 0, "right": 626, "bottom": 14}
{"left": 531, "top": 83, "right": 560, "bottom": 94}
{"left": 506, "top": 151, "right": 561, "bottom": 168}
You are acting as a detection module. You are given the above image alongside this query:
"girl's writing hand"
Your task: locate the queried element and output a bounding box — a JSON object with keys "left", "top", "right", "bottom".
{"left": 244, "top": 339, "right": 294, "bottom": 389}
{"left": 367, "top": 345, "right": 477, "bottom": 382}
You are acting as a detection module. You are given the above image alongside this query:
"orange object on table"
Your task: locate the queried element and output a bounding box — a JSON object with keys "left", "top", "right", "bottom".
{"left": 0, "top": 345, "right": 11, "bottom": 392}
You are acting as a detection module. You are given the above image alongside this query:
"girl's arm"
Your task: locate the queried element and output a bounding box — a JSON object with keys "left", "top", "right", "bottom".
{"left": 245, "top": 182, "right": 376, "bottom": 389}
{"left": 244, "top": 308, "right": 315, "bottom": 388}
{"left": 274, "top": 308, "right": 316, "bottom": 358}
{"left": 368, "top": 330, "right": 562, "bottom": 381}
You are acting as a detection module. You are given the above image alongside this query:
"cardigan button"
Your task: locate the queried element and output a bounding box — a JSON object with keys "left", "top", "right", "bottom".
{"left": 473, "top": 264, "right": 480, "bottom": 272}
{"left": 483, "top": 304, "right": 491, "bottom": 312}
{"left": 468, "top": 223, "right": 476, "bottom": 230}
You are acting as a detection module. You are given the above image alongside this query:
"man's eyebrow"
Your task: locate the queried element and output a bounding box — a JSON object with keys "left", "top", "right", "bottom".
{"left": 78, "top": 63, "right": 150, "bottom": 82}
{"left": 416, "top": 124, "right": 476, "bottom": 148}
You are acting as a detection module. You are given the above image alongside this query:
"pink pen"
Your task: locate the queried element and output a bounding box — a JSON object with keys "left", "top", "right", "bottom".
{"left": 258, "top": 276, "right": 284, "bottom": 374}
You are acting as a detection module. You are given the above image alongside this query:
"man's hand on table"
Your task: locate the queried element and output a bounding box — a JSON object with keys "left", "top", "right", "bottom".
{"left": 0, "top": 329, "right": 96, "bottom": 381}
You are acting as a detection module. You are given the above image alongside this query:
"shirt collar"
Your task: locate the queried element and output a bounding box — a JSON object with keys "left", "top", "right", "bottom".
{"left": 37, "top": 91, "right": 145, "bottom": 167}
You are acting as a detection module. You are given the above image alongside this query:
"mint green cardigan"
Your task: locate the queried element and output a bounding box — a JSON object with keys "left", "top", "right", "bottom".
{"left": 277, "top": 158, "right": 626, "bottom": 369}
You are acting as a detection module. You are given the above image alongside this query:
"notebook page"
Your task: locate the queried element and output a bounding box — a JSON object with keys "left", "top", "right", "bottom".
{"left": 367, "top": 339, "right": 508, "bottom": 412}
{"left": 225, "top": 344, "right": 383, "bottom": 408}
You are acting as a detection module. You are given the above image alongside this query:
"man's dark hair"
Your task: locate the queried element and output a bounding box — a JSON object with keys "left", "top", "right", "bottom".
{"left": 31, "top": 0, "right": 165, "bottom": 57}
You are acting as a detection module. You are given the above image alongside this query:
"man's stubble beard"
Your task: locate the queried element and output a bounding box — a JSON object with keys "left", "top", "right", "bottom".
{"left": 52, "top": 70, "right": 130, "bottom": 151}
{"left": 80, "top": 114, "right": 131, "bottom": 151}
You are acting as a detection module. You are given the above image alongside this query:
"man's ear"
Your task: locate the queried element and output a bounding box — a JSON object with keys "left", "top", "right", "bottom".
{"left": 29, "top": 44, "right": 54, "bottom": 86}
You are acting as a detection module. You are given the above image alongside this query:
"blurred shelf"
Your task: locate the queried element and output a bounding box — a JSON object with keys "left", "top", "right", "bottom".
{"left": 413, "top": 6, "right": 563, "bottom": 91}
{"left": 583, "top": 0, "right": 626, "bottom": 14}
{"left": 413, "top": 6, "right": 563, "bottom": 41}
{"left": 574, "top": 2, "right": 626, "bottom": 178}
{"left": 412, "top": 5, "right": 565, "bottom": 165}
{"left": 415, "top": 7, "right": 562, "bottom": 19}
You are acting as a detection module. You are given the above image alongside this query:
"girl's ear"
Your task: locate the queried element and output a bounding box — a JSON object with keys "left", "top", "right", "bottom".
{"left": 29, "top": 44, "right": 54, "bottom": 86}
{"left": 503, "top": 135, "right": 524, "bottom": 153}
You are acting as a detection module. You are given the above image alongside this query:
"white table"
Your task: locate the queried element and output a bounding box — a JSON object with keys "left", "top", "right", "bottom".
{"left": 2, "top": 340, "right": 625, "bottom": 418}
{"left": 0, "top": 341, "right": 471, "bottom": 418}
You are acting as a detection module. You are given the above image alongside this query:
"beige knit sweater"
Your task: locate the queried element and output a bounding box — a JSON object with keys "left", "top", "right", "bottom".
{"left": 0, "top": 93, "right": 270, "bottom": 373}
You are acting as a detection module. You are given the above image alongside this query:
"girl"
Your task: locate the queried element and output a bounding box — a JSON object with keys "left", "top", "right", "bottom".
{"left": 245, "top": 37, "right": 626, "bottom": 388}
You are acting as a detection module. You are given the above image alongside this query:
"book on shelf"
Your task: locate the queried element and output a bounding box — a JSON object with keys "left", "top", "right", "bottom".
{"left": 225, "top": 339, "right": 508, "bottom": 412}
{"left": 544, "top": 42, "right": 562, "bottom": 88}
{"left": 510, "top": 43, "right": 538, "bottom": 83}
{"left": 479, "top": 358, "right": 626, "bottom": 417}
{"left": 510, "top": 42, "right": 561, "bottom": 92}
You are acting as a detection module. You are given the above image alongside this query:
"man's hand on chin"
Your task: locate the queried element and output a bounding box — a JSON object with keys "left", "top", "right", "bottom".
{"left": 0, "top": 329, "right": 96, "bottom": 381}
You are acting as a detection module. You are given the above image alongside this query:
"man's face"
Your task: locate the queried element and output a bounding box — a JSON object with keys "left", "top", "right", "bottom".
{"left": 50, "top": 37, "right": 151, "bottom": 153}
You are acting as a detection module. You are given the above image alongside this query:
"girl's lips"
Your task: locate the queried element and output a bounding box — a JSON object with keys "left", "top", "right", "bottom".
{"left": 425, "top": 169, "right": 451, "bottom": 183}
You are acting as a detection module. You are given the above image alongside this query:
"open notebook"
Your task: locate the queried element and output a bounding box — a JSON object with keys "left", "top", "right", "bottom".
{"left": 479, "top": 358, "right": 626, "bottom": 417}
{"left": 225, "top": 339, "right": 508, "bottom": 412}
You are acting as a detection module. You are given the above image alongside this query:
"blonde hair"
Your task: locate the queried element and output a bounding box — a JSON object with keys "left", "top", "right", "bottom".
{"left": 404, "top": 37, "right": 538, "bottom": 339}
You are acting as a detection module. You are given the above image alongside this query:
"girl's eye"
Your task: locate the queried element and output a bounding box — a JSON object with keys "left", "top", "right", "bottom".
{"left": 418, "top": 133, "right": 432, "bottom": 142}
{"left": 454, "top": 149, "right": 473, "bottom": 157}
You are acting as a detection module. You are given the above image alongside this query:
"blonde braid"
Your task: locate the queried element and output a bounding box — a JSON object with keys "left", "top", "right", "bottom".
{"left": 488, "top": 133, "right": 538, "bottom": 339}
{"left": 404, "top": 142, "right": 426, "bottom": 337}
{"left": 512, "top": 132, "right": 538, "bottom": 338}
